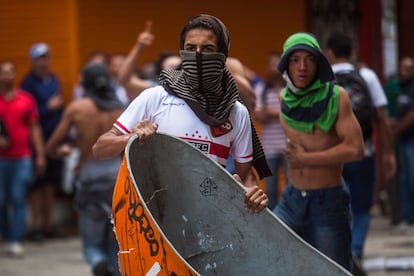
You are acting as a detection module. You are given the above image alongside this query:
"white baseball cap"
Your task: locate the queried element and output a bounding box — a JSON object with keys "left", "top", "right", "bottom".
{"left": 29, "top": 42, "right": 50, "bottom": 59}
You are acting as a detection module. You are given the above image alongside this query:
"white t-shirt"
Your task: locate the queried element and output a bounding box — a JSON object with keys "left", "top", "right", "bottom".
{"left": 114, "top": 86, "right": 253, "bottom": 166}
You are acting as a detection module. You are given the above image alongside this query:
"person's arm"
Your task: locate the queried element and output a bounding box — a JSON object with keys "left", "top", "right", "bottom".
{"left": 47, "top": 93, "right": 64, "bottom": 112}
{"left": 234, "top": 161, "right": 268, "bottom": 213}
{"left": 361, "top": 68, "right": 397, "bottom": 179}
{"left": 231, "top": 104, "right": 268, "bottom": 213}
{"left": 285, "top": 88, "right": 364, "bottom": 167}
{"left": 124, "top": 75, "right": 152, "bottom": 101}
{"left": 0, "top": 135, "right": 9, "bottom": 150}
{"left": 118, "top": 21, "right": 154, "bottom": 97}
{"left": 232, "top": 74, "right": 256, "bottom": 113}
{"left": 92, "top": 127, "right": 131, "bottom": 159}
{"left": 0, "top": 119, "right": 10, "bottom": 149}
{"left": 45, "top": 105, "right": 75, "bottom": 159}
{"left": 92, "top": 119, "right": 158, "bottom": 160}
{"left": 394, "top": 110, "right": 414, "bottom": 135}
{"left": 256, "top": 106, "right": 280, "bottom": 124}
{"left": 226, "top": 57, "right": 256, "bottom": 113}
{"left": 29, "top": 121, "right": 46, "bottom": 177}
{"left": 234, "top": 161, "right": 251, "bottom": 184}
{"left": 375, "top": 107, "right": 395, "bottom": 154}
{"left": 375, "top": 107, "right": 397, "bottom": 180}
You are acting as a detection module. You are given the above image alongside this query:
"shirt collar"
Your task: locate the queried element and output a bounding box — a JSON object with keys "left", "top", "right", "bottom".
{"left": 331, "top": 62, "right": 355, "bottom": 73}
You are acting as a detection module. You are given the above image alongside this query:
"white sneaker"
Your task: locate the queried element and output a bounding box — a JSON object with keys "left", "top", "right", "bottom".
{"left": 6, "top": 242, "right": 24, "bottom": 258}
{"left": 392, "top": 221, "right": 411, "bottom": 234}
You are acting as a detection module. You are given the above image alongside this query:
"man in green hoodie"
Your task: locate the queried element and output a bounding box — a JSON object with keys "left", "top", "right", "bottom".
{"left": 274, "top": 32, "right": 364, "bottom": 272}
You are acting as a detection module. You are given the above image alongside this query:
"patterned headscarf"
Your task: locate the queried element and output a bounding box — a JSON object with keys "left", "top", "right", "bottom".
{"left": 159, "top": 14, "right": 271, "bottom": 179}
{"left": 180, "top": 14, "right": 230, "bottom": 57}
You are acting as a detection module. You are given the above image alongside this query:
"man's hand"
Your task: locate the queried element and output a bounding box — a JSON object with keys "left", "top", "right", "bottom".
{"left": 382, "top": 152, "right": 397, "bottom": 181}
{"left": 35, "top": 154, "right": 46, "bottom": 177}
{"left": 244, "top": 186, "right": 269, "bottom": 213}
{"left": 137, "top": 21, "right": 155, "bottom": 49}
{"left": 284, "top": 138, "right": 305, "bottom": 168}
{"left": 0, "top": 135, "right": 10, "bottom": 150}
{"left": 233, "top": 174, "right": 267, "bottom": 213}
{"left": 57, "top": 144, "right": 72, "bottom": 157}
{"left": 131, "top": 119, "right": 158, "bottom": 142}
{"left": 47, "top": 94, "right": 64, "bottom": 111}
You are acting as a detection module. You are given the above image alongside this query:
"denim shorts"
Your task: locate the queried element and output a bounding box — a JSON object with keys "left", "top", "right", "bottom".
{"left": 274, "top": 183, "right": 352, "bottom": 271}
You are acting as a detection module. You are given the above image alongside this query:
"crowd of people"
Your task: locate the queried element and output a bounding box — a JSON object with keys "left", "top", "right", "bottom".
{"left": 0, "top": 13, "right": 413, "bottom": 276}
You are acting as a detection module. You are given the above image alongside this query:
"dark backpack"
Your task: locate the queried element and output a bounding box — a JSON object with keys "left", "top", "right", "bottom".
{"left": 334, "top": 68, "right": 377, "bottom": 140}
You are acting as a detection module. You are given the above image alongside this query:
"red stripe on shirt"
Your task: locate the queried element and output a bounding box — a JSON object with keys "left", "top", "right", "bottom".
{"left": 240, "top": 153, "right": 253, "bottom": 159}
{"left": 181, "top": 137, "right": 231, "bottom": 159}
{"left": 114, "top": 121, "right": 131, "bottom": 134}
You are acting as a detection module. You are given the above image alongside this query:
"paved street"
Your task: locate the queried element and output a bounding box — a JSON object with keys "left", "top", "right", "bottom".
{"left": 0, "top": 214, "right": 413, "bottom": 275}
{"left": 363, "top": 215, "right": 414, "bottom": 276}
{"left": 0, "top": 237, "right": 90, "bottom": 276}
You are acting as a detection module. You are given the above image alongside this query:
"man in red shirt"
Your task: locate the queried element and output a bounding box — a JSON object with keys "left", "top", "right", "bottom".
{"left": 0, "top": 61, "right": 45, "bottom": 257}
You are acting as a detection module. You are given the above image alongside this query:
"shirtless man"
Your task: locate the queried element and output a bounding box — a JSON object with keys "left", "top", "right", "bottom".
{"left": 46, "top": 63, "right": 124, "bottom": 276}
{"left": 274, "top": 33, "right": 364, "bottom": 272}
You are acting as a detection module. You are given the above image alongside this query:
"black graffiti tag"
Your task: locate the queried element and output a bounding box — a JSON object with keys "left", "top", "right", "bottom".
{"left": 126, "top": 178, "right": 159, "bottom": 256}
{"left": 200, "top": 177, "right": 218, "bottom": 196}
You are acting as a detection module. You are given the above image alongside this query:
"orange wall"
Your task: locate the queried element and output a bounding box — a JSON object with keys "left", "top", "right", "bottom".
{"left": 0, "top": 0, "right": 75, "bottom": 102}
{"left": 0, "top": 0, "right": 307, "bottom": 103}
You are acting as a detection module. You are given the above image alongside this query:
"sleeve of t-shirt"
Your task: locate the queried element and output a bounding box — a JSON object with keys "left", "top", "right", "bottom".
{"left": 360, "top": 68, "right": 388, "bottom": 108}
{"left": 19, "top": 90, "right": 39, "bottom": 123}
{"left": 113, "top": 86, "right": 160, "bottom": 134}
{"left": 26, "top": 92, "right": 39, "bottom": 123}
{"left": 230, "top": 102, "right": 253, "bottom": 163}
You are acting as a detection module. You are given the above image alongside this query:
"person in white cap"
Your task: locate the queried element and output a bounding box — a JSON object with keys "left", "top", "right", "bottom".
{"left": 21, "top": 42, "right": 64, "bottom": 242}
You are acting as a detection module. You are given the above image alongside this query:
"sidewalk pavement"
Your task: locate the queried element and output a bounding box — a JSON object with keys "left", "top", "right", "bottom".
{"left": 0, "top": 237, "right": 90, "bottom": 276}
{"left": 0, "top": 214, "right": 413, "bottom": 276}
{"left": 364, "top": 214, "right": 414, "bottom": 276}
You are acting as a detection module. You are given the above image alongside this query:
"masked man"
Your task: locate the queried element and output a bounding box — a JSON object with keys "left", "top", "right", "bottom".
{"left": 93, "top": 14, "right": 271, "bottom": 213}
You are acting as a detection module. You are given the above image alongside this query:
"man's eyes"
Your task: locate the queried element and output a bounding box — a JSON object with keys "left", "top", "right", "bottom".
{"left": 184, "top": 45, "right": 216, "bottom": 52}
{"left": 289, "top": 57, "right": 316, "bottom": 64}
{"left": 202, "top": 46, "right": 216, "bottom": 52}
{"left": 185, "top": 45, "right": 197, "bottom": 51}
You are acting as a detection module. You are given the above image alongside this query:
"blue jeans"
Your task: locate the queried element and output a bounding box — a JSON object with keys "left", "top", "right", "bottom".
{"left": 0, "top": 158, "right": 32, "bottom": 242}
{"left": 399, "top": 139, "right": 414, "bottom": 223}
{"left": 274, "top": 183, "right": 352, "bottom": 271}
{"left": 342, "top": 156, "right": 375, "bottom": 258}
{"left": 264, "top": 155, "right": 286, "bottom": 210}
{"left": 78, "top": 213, "right": 119, "bottom": 274}
{"left": 225, "top": 156, "right": 236, "bottom": 175}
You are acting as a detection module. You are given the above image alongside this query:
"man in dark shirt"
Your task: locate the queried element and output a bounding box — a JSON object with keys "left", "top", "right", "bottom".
{"left": 394, "top": 56, "right": 414, "bottom": 230}
{"left": 21, "top": 42, "right": 64, "bottom": 241}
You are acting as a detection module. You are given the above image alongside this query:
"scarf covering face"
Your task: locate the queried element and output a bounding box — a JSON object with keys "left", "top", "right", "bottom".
{"left": 159, "top": 14, "right": 271, "bottom": 179}
{"left": 277, "top": 32, "right": 339, "bottom": 133}
{"left": 81, "top": 63, "right": 124, "bottom": 111}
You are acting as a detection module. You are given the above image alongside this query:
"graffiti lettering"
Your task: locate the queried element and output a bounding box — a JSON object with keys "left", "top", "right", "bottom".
{"left": 125, "top": 177, "right": 160, "bottom": 256}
